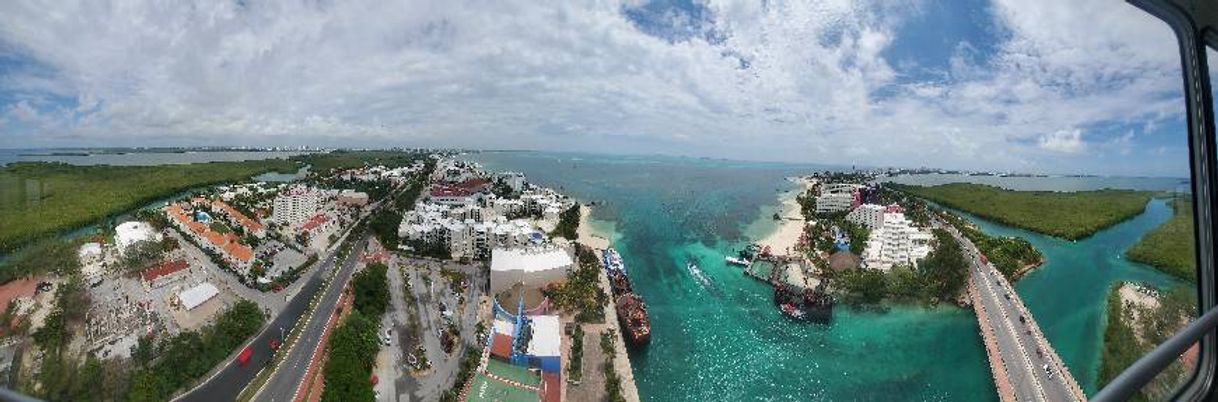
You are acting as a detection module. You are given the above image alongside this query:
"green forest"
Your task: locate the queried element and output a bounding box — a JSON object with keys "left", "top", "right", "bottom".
{"left": 893, "top": 183, "right": 1152, "bottom": 240}
{"left": 0, "top": 159, "right": 297, "bottom": 253}
{"left": 1127, "top": 198, "right": 1196, "bottom": 281}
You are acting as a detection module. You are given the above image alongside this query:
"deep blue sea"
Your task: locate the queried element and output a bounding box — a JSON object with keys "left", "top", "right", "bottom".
{"left": 464, "top": 151, "right": 1184, "bottom": 401}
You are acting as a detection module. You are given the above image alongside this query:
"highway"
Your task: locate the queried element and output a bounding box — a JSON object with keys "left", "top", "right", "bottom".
{"left": 941, "top": 221, "right": 1086, "bottom": 402}
{"left": 254, "top": 235, "right": 369, "bottom": 402}
{"left": 173, "top": 181, "right": 403, "bottom": 402}
{"left": 173, "top": 233, "right": 366, "bottom": 402}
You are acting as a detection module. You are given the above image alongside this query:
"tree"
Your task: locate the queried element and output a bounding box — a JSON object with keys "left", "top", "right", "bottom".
{"left": 352, "top": 263, "right": 390, "bottom": 318}
{"left": 917, "top": 229, "right": 969, "bottom": 302}
{"left": 551, "top": 204, "right": 581, "bottom": 240}
{"left": 369, "top": 210, "right": 401, "bottom": 248}
{"left": 321, "top": 311, "right": 380, "bottom": 402}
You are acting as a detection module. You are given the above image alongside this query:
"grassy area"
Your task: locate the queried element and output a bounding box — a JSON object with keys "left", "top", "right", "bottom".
{"left": 1127, "top": 198, "right": 1196, "bottom": 281}
{"left": 893, "top": 183, "right": 1153, "bottom": 240}
{"left": 0, "top": 159, "right": 297, "bottom": 253}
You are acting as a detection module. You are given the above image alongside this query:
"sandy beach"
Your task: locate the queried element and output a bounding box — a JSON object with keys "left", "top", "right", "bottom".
{"left": 576, "top": 204, "right": 613, "bottom": 250}
{"left": 757, "top": 177, "right": 811, "bottom": 256}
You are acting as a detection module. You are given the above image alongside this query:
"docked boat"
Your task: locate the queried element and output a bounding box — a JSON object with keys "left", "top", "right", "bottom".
{"left": 725, "top": 256, "right": 751, "bottom": 267}
{"left": 601, "top": 247, "right": 651, "bottom": 347}
{"left": 603, "top": 248, "right": 626, "bottom": 273}
{"left": 779, "top": 302, "right": 805, "bottom": 320}
{"left": 616, "top": 293, "right": 651, "bottom": 346}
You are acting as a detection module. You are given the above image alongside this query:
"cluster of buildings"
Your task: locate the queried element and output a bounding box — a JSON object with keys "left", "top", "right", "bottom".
{"left": 335, "top": 161, "right": 427, "bottom": 185}
{"left": 814, "top": 183, "right": 881, "bottom": 215}
{"left": 398, "top": 160, "right": 574, "bottom": 260}
{"left": 166, "top": 202, "right": 255, "bottom": 270}
{"left": 845, "top": 203, "right": 933, "bottom": 271}
{"left": 270, "top": 184, "right": 362, "bottom": 251}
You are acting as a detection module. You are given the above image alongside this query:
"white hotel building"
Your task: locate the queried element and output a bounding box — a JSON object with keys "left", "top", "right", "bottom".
{"left": 849, "top": 206, "right": 934, "bottom": 271}
{"left": 272, "top": 185, "right": 321, "bottom": 227}
{"left": 816, "top": 183, "right": 864, "bottom": 214}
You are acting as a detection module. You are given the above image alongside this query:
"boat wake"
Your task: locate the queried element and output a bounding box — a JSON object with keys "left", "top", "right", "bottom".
{"left": 686, "top": 259, "right": 721, "bottom": 297}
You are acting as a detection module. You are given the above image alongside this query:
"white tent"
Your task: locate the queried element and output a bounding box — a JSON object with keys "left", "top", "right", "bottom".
{"left": 178, "top": 283, "right": 219, "bottom": 311}
{"left": 489, "top": 246, "right": 573, "bottom": 294}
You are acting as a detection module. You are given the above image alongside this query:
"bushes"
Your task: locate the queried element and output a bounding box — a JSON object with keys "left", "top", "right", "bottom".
{"left": 352, "top": 263, "right": 390, "bottom": 318}
{"left": 1099, "top": 284, "right": 1196, "bottom": 400}
{"left": 1127, "top": 198, "right": 1196, "bottom": 281}
{"left": 938, "top": 210, "right": 1042, "bottom": 281}
{"left": 125, "top": 300, "right": 265, "bottom": 401}
{"left": 894, "top": 183, "right": 1152, "bottom": 240}
{"left": 320, "top": 311, "right": 380, "bottom": 402}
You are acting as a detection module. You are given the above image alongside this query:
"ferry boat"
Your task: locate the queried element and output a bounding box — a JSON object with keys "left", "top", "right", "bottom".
{"left": 601, "top": 247, "right": 651, "bottom": 347}
{"left": 725, "top": 256, "right": 751, "bottom": 267}
{"left": 616, "top": 293, "right": 651, "bottom": 346}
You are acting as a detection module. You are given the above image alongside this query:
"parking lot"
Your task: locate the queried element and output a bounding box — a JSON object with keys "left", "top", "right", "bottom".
{"left": 384, "top": 256, "right": 487, "bottom": 402}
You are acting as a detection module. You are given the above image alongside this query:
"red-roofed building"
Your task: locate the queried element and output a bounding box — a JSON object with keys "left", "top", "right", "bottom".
{"left": 300, "top": 214, "right": 331, "bottom": 232}
{"left": 164, "top": 202, "right": 256, "bottom": 271}
{"left": 490, "top": 333, "right": 514, "bottom": 361}
{"left": 211, "top": 200, "right": 265, "bottom": 238}
{"left": 141, "top": 259, "right": 190, "bottom": 289}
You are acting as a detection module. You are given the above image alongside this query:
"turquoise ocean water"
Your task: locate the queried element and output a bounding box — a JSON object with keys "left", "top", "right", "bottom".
{"left": 465, "top": 151, "right": 1186, "bottom": 401}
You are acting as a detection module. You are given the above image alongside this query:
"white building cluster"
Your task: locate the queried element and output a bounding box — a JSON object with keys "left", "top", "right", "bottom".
{"left": 847, "top": 204, "right": 933, "bottom": 271}
{"left": 399, "top": 160, "right": 574, "bottom": 260}
{"left": 816, "top": 183, "right": 864, "bottom": 214}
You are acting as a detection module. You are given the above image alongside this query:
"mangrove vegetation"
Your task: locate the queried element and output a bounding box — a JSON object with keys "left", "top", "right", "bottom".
{"left": 892, "top": 183, "right": 1153, "bottom": 240}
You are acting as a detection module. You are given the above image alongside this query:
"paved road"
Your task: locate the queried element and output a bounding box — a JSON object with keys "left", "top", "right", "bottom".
{"left": 254, "top": 235, "right": 369, "bottom": 402}
{"left": 173, "top": 233, "right": 365, "bottom": 402}
{"left": 941, "top": 222, "right": 1083, "bottom": 402}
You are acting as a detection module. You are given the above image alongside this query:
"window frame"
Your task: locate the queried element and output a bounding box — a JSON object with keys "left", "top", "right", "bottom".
{"left": 1093, "top": 1, "right": 1218, "bottom": 400}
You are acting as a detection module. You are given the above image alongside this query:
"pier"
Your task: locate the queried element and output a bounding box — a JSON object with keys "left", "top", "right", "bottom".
{"left": 945, "top": 223, "right": 1087, "bottom": 402}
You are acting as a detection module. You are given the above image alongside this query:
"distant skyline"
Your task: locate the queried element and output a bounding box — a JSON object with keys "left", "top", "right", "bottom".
{"left": 0, "top": 0, "right": 1194, "bottom": 176}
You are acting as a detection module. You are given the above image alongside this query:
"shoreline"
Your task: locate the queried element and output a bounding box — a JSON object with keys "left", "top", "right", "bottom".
{"left": 756, "top": 177, "right": 811, "bottom": 256}
{"left": 575, "top": 203, "right": 640, "bottom": 402}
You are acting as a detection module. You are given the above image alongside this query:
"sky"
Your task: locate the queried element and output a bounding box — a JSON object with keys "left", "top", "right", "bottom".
{"left": 0, "top": 0, "right": 1195, "bottom": 176}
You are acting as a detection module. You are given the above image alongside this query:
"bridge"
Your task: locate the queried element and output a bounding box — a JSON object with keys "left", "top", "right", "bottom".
{"left": 941, "top": 222, "right": 1087, "bottom": 402}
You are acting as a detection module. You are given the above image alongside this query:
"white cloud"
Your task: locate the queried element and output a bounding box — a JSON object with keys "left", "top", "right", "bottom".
{"left": 0, "top": 0, "right": 1191, "bottom": 175}
{"left": 1038, "top": 129, "right": 1085, "bottom": 154}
